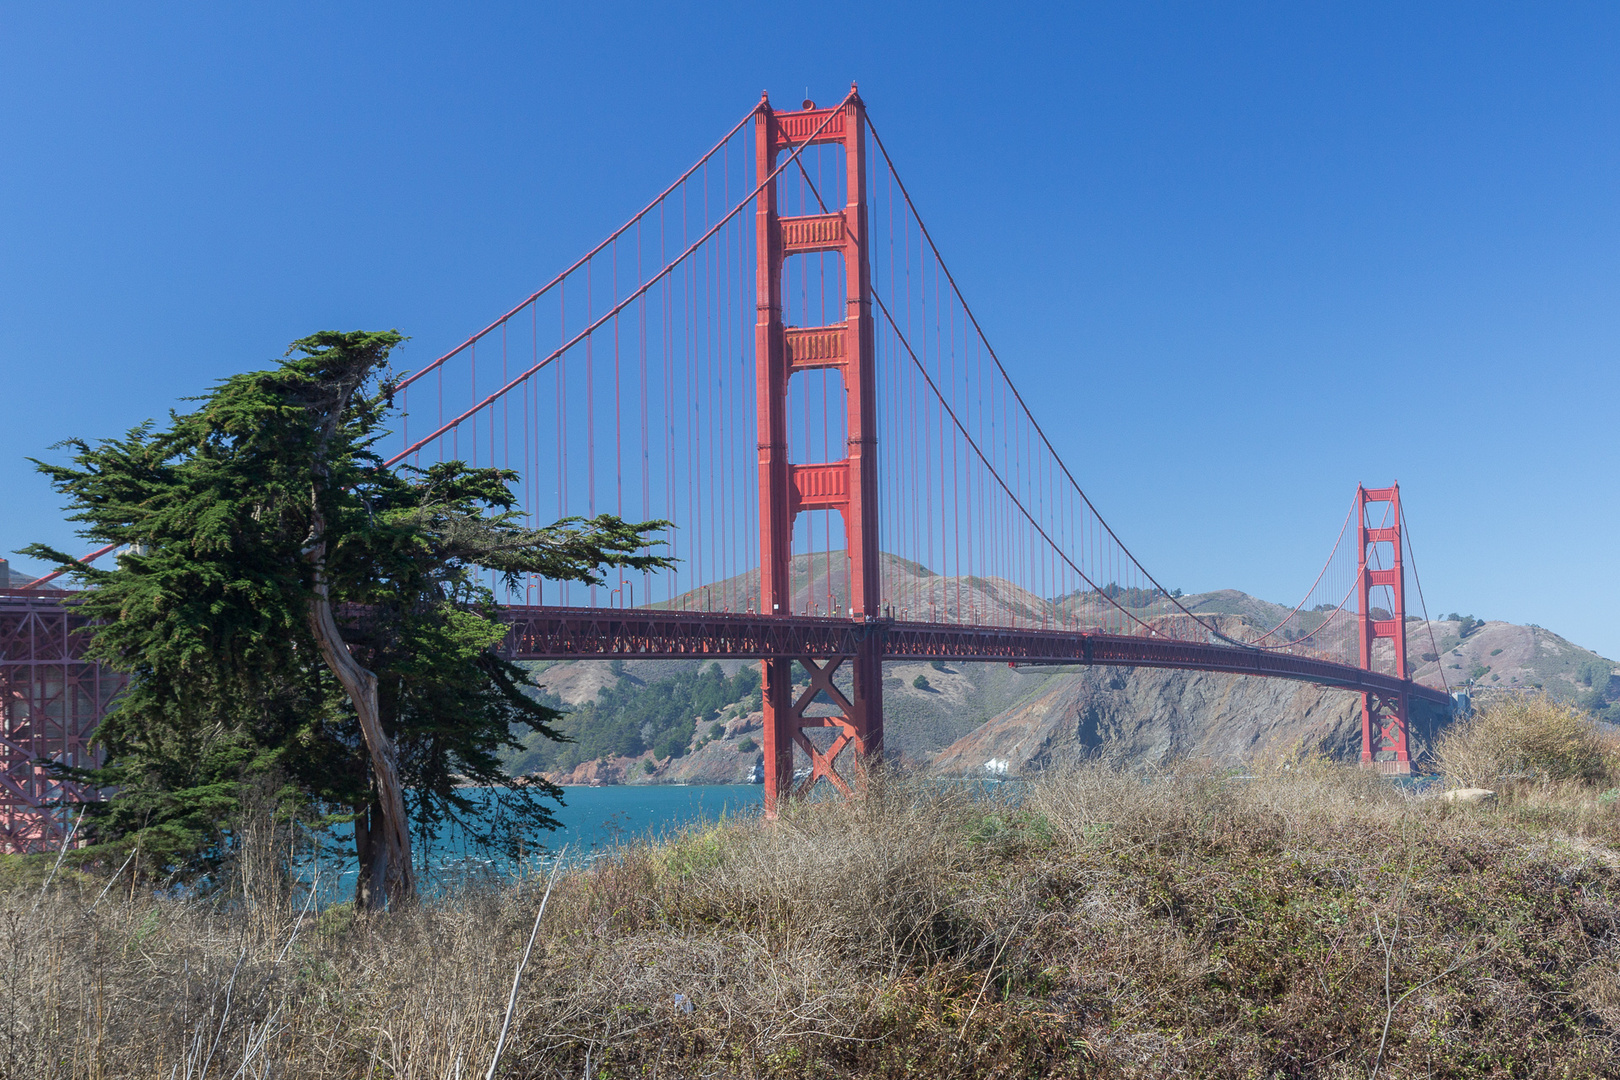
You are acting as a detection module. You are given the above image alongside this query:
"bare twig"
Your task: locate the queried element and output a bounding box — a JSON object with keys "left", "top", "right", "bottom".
{"left": 92, "top": 845, "right": 140, "bottom": 909}
{"left": 1369, "top": 937, "right": 1498, "bottom": 1079}
{"left": 278, "top": 868, "right": 320, "bottom": 964}
{"left": 32, "top": 812, "right": 80, "bottom": 913}
{"left": 199, "top": 950, "right": 247, "bottom": 1080}
{"left": 962, "top": 927, "right": 1018, "bottom": 1031}
{"left": 486, "top": 846, "right": 567, "bottom": 1080}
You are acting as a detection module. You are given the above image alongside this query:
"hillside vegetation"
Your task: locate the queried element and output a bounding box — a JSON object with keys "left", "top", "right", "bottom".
{"left": 507, "top": 661, "right": 761, "bottom": 775}
{"left": 11, "top": 700, "right": 1620, "bottom": 1078}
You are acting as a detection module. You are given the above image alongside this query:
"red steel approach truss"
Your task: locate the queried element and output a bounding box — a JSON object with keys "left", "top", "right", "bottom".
{"left": 0, "top": 591, "right": 119, "bottom": 853}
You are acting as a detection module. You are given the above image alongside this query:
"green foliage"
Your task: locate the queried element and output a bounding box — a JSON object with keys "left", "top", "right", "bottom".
{"left": 512, "top": 663, "right": 759, "bottom": 774}
{"left": 652, "top": 730, "right": 688, "bottom": 761}
{"left": 912, "top": 674, "right": 931, "bottom": 691}
{"left": 25, "top": 331, "right": 670, "bottom": 878}
{"left": 1092, "top": 582, "right": 1167, "bottom": 608}
{"left": 1577, "top": 659, "right": 1618, "bottom": 722}
{"left": 964, "top": 809, "right": 1054, "bottom": 854}
{"left": 736, "top": 736, "right": 758, "bottom": 753}
{"left": 707, "top": 722, "right": 725, "bottom": 740}
{"left": 658, "top": 824, "right": 728, "bottom": 881}
{"left": 1456, "top": 614, "right": 1484, "bottom": 637}
{"left": 929, "top": 659, "right": 947, "bottom": 672}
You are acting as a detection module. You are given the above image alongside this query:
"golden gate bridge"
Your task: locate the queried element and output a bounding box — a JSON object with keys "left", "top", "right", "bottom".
{"left": 1, "top": 87, "right": 1450, "bottom": 851}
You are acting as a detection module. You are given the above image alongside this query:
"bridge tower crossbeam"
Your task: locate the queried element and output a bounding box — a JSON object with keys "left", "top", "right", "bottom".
{"left": 754, "top": 89, "right": 883, "bottom": 815}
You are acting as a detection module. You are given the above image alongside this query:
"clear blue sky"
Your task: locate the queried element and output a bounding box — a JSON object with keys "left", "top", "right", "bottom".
{"left": 4, "top": 3, "right": 1617, "bottom": 656}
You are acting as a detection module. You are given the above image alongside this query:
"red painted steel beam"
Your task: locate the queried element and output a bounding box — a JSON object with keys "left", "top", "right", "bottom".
{"left": 16, "top": 542, "right": 120, "bottom": 591}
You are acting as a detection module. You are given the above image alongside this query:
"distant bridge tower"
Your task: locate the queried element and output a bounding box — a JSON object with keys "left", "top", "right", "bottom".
{"left": 1357, "top": 483, "right": 1410, "bottom": 774}
{"left": 754, "top": 88, "right": 883, "bottom": 815}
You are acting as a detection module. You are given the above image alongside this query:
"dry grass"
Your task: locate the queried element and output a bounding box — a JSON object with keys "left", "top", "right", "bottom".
{"left": 1436, "top": 691, "right": 1618, "bottom": 788}
{"left": 6, "top": 763, "right": 1620, "bottom": 1078}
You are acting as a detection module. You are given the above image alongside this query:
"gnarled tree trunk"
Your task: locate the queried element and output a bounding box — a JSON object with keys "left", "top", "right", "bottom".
{"left": 296, "top": 349, "right": 415, "bottom": 911}
{"left": 305, "top": 535, "right": 415, "bottom": 909}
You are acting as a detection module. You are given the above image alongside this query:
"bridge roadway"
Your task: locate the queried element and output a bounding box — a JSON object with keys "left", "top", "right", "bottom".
{"left": 0, "top": 589, "right": 1448, "bottom": 708}
{"left": 1, "top": 589, "right": 1445, "bottom": 848}
{"left": 500, "top": 605, "right": 1450, "bottom": 706}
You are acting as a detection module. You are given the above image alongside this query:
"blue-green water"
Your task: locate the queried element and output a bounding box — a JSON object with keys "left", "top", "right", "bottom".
{"left": 319, "top": 784, "right": 765, "bottom": 899}
{"left": 539, "top": 783, "right": 765, "bottom": 854}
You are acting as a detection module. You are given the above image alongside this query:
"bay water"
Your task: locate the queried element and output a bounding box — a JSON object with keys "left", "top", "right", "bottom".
{"left": 317, "top": 784, "right": 765, "bottom": 901}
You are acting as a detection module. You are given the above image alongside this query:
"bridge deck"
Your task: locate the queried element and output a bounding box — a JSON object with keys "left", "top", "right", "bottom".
{"left": 1, "top": 590, "right": 1449, "bottom": 707}
{"left": 500, "top": 605, "right": 1449, "bottom": 705}
{"left": 1, "top": 592, "right": 1446, "bottom": 850}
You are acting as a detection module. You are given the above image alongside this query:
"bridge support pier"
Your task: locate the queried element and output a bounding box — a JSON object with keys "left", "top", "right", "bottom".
{"left": 1362, "top": 687, "right": 1412, "bottom": 776}
{"left": 760, "top": 637, "right": 884, "bottom": 814}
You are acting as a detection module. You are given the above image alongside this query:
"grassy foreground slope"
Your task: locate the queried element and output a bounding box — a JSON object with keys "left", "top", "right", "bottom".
{"left": 8, "top": 764, "right": 1620, "bottom": 1077}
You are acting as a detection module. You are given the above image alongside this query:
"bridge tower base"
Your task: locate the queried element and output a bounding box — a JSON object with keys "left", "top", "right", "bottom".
{"left": 1357, "top": 484, "right": 1410, "bottom": 774}
{"left": 754, "top": 89, "right": 883, "bottom": 816}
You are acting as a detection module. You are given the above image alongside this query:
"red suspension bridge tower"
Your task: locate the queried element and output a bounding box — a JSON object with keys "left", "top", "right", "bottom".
{"left": 754, "top": 89, "right": 884, "bottom": 814}
{"left": 1357, "top": 483, "right": 1410, "bottom": 774}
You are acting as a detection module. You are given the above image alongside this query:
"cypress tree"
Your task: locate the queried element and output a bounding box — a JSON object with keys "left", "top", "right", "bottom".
{"left": 25, "top": 331, "right": 668, "bottom": 908}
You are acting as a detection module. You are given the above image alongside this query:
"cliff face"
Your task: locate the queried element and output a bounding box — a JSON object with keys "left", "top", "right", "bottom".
{"left": 929, "top": 666, "right": 1449, "bottom": 777}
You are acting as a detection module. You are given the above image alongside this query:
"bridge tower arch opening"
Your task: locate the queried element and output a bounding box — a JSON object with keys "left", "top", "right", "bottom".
{"left": 754, "top": 89, "right": 883, "bottom": 815}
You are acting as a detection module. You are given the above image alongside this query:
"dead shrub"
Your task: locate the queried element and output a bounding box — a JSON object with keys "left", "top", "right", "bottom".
{"left": 1436, "top": 692, "right": 1613, "bottom": 787}
{"left": 1576, "top": 956, "right": 1620, "bottom": 1029}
